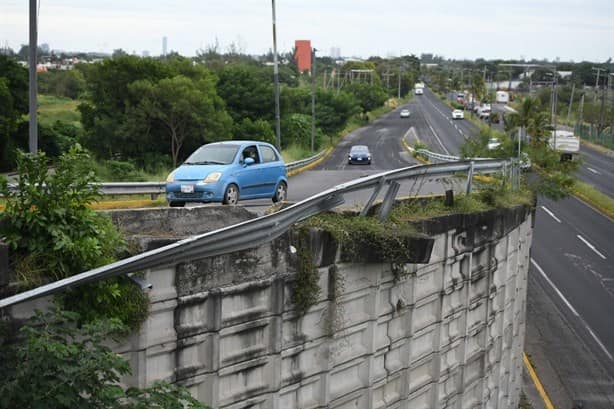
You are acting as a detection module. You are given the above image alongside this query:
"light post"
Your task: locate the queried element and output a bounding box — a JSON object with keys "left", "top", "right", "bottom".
{"left": 310, "top": 48, "right": 317, "bottom": 153}
{"left": 29, "top": 0, "right": 38, "bottom": 153}
{"left": 271, "top": 0, "right": 281, "bottom": 150}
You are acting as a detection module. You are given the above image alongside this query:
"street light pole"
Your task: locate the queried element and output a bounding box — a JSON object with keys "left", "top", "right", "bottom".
{"left": 311, "top": 47, "right": 316, "bottom": 153}
{"left": 271, "top": 0, "right": 281, "bottom": 150}
{"left": 29, "top": 0, "right": 38, "bottom": 153}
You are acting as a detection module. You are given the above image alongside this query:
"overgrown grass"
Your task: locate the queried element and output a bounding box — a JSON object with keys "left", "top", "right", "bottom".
{"left": 572, "top": 180, "right": 614, "bottom": 218}
{"left": 37, "top": 94, "right": 81, "bottom": 127}
{"left": 281, "top": 143, "right": 315, "bottom": 163}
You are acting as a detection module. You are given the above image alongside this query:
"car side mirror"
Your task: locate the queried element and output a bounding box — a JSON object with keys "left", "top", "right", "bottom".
{"left": 244, "top": 157, "right": 255, "bottom": 166}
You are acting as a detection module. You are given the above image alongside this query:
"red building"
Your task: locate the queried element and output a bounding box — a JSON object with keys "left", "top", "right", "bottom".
{"left": 294, "top": 40, "right": 311, "bottom": 73}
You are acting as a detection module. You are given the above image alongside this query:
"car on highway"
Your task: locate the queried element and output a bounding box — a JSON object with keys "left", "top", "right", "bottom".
{"left": 487, "top": 137, "right": 501, "bottom": 150}
{"left": 165, "top": 140, "right": 288, "bottom": 207}
{"left": 400, "top": 109, "right": 411, "bottom": 118}
{"left": 452, "top": 109, "right": 464, "bottom": 120}
{"left": 348, "top": 145, "right": 372, "bottom": 165}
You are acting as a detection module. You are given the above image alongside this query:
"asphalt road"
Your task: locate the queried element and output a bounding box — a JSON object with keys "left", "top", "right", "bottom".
{"left": 411, "top": 88, "right": 614, "bottom": 408}
{"left": 575, "top": 147, "right": 614, "bottom": 197}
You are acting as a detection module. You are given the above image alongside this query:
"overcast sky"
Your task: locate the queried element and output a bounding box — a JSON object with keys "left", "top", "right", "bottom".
{"left": 1, "top": 0, "right": 612, "bottom": 62}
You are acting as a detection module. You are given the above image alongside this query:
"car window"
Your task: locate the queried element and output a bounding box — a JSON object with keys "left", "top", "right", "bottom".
{"left": 242, "top": 145, "right": 260, "bottom": 163}
{"left": 260, "top": 145, "right": 278, "bottom": 163}
{"left": 184, "top": 144, "right": 239, "bottom": 165}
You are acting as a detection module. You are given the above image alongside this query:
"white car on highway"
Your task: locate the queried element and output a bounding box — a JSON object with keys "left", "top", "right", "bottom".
{"left": 400, "top": 109, "right": 411, "bottom": 118}
{"left": 452, "top": 109, "right": 464, "bottom": 120}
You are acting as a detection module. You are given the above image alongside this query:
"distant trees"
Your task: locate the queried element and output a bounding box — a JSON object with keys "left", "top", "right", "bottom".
{"left": 0, "top": 55, "right": 28, "bottom": 170}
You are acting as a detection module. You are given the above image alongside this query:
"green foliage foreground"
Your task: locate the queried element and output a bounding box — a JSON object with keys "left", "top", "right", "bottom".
{"left": 0, "top": 146, "right": 148, "bottom": 331}
{"left": 0, "top": 309, "right": 209, "bottom": 409}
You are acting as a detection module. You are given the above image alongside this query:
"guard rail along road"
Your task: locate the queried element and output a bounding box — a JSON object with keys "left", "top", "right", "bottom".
{"left": 2, "top": 148, "right": 330, "bottom": 198}
{"left": 0, "top": 158, "right": 518, "bottom": 309}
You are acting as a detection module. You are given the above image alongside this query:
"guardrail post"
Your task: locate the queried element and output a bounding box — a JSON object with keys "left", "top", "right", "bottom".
{"left": 378, "top": 181, "right": 400, "bottom": 221}
{"left": 0, "top": 240, "right": 8, "bottom": 290}
{"left": 360, "top": 176, "right": 386, "bottom": 217}
{"left": 466, "top": 161, "right": 474, "bottom": 195}
{"left": 501, "top": 161, "right": 507, "bottom": 189}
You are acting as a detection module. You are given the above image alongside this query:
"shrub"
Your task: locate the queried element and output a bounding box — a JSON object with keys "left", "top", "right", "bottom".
{"left": 0, "top": 146, "right": 149, "bottom": 331}
{"left": 0, "top": 309, "right": 209, "bottom": 409}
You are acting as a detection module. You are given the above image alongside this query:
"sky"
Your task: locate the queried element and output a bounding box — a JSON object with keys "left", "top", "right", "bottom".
{"left": 1, "top": 0, "right": 613, "bottom": 62}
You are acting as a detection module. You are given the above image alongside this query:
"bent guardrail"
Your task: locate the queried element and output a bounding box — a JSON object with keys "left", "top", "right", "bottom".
{"left": 0, "top": 159, "right": 515, "bottom": 310}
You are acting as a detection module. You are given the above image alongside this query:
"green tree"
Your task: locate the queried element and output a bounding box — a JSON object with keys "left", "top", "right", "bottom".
{"left": 125, "top": 75, "right": 232, "bottom": 167}
{"left": 0, "top": 309, "right": 209, "bottom": 409}
{"left": 0, "top": 55, "right": 28, "bottom": 170}
{"left": 315, "top": 89, "right": 360, "bottom": 135}
{"left": 78, "top": 55, "right": 172, "bottom": 160}
{"left": 343, "top": 82, "right": 388, "bottom": 113}
{"left": 216, "top": 65, "right": 275, "bottom": 123}
{"left": 38, "top": 69, "right": 86, "bottom": 99}
{"left": 233, "top": 118, "right": 275, "bottom": 144}
{"left": 470, "top": 72, "right": 486, "bottom": 103}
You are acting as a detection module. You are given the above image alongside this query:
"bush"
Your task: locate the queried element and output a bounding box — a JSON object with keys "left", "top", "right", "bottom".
{"left": 0, "top": 309, "right": 209, "bottom": 409}
{"left": 0, "top": 146, "right": 149, "bottom": 330}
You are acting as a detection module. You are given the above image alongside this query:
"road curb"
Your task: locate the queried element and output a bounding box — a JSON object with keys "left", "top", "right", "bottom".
{"left": 523, "top": 352, "right": 555, "bottom": 409}
{"left": 286, "top": 146, "right": 334, "bottom": 177}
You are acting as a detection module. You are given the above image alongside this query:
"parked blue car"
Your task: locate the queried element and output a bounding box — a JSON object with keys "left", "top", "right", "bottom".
{"left": 165, "top": 141, "right": 288, "bottom": 207}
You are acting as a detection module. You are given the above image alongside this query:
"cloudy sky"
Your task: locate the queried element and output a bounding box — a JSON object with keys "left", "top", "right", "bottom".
{"left": 1, "top": 0, "right": 612, "bottom": 62}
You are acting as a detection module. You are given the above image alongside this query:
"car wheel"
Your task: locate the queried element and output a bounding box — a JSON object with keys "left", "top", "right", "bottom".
{"left": 169, "top": 201, "right": 185, "bottom": 207}
{"left": 222, "top": 184, "right": 239, "bottom": 205}
{"left": 272, "top": 181, "right": 287, "bottom": 203}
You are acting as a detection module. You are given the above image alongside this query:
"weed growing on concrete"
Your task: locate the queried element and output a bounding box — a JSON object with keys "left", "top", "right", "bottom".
{"left": 292, "top": 245, "right": 321, "bottom": 315}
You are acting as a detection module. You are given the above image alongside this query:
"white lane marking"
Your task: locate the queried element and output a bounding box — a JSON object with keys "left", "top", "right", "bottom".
{"left": 531, "top": 258, "right": 579, "bottom": 316}
{"left": 531, "top": 258, "right": 614, "bottom": 361}
{"left": 585, "top": 324, "right": 614, "bottom": 361}
{"left": 541, "top": 206, "right": 562, "bottom": 223}
{"left": 427, "top": 122, "right": 451, "bottom": 155}
{"left": 586, "top": 167, "right": 601, "bottom": 175}
{"left": 577, "top": 235, "right": 607, "bottom": 260}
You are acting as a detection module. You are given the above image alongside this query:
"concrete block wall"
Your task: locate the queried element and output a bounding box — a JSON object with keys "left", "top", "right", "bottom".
{"left": 5, "top": 205, "right": 533, "bottom": 408}
{"left": 118, "top": 206, "right": 532, "bottom": 408}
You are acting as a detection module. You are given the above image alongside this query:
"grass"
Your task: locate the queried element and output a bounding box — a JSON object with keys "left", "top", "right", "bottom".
{"left": 37, "top": 94, "right": 81, "bottom": 127}
{"left": 572, "top": 180, "right": 614, "bottom": 218}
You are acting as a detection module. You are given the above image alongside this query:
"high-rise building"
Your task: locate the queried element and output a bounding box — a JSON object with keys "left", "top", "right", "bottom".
{"left": 294, "top": 40, "right": 311, "bottom": 73}
{"left": 162, "top": 36, "right": 168, "bottom": 56}
{"left": 330, "top": 47, "right": 341, "bottom": 59}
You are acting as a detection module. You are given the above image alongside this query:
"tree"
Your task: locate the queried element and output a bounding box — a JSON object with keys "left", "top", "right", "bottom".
{"left": 343, "top": 82, "right": 388, "bottom": 113}
{"left": 0, "top": 55, "right": 29, "bottom": 170}
{"left": 233, "top": 118, "right": 275, "bottom": 145}
{"left": 216, "top": 65, "right": 275, "bottom": 123}
{"left": 470, "top": 72, "right": 486, "bottom": 103}
{"left": 125, "top": 75, "right": 232, "bottom": 167}
{"left": 0, "top": 309, "right": 209, "bottom": 409}
{"left": 315, "top": 89, "right": 360, "bottom": 135}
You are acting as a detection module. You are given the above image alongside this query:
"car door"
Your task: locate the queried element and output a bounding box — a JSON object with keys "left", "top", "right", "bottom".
{"left": 258, "top": 144, "right": 284, "bottom": 196}
{"left": 234, "top": 145, "right": 264, "bottom": 198}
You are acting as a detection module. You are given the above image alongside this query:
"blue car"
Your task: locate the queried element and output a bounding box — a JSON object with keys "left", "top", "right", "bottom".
{"left": 165, "top": 141, "right": 288, "bottom": 207}
{"left": 348, "top": 145, "right": 372, "bottom": 165}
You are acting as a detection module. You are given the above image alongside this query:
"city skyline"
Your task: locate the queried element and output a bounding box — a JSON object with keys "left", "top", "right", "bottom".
{"left": 1, "top": 0, "right": 612, "bottom": 62}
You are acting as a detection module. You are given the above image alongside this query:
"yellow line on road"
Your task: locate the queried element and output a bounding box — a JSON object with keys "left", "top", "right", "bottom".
{"left": 523, "top": 352, "right": 555, "bottom": 409}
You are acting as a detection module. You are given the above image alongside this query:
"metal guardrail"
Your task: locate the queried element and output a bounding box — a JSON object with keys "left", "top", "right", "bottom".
{"left": 2, "top": 150, "right": 328, "bottom": 198}
{"left": 0, "top": 159, "right": 510, "bottom": 309}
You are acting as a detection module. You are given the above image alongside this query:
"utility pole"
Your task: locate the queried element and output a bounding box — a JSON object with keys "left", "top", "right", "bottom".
{"left": 310, "top": 47, "right": 317, "bottom": 152}
{"left": 566, "top": 83, "right": 575, "bottom": 124}
{"left": 578, "top": 94, "right": 585, "bottom": 124}
{"left": 592, "top": 67, "right": 605, "bottom": 103}
{"left": 271, "top": 0, "right": 281, "bottom": 150}
{"left": 397, "top": 65, "right": 402, "bottom": 99}
{"left": 29, "top": 0, "right": 38, "bottom": 153}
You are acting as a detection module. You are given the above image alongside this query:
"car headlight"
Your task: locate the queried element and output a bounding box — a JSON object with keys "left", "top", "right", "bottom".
{"left": 202, "top": 172, "right": 222, "bottom": 184}
{"left": 166, "top": 171, "right": 176, "bottom": 182}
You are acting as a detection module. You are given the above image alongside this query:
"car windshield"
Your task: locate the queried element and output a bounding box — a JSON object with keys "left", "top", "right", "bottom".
{"left": 351, "top": 146, "right": 369, "bottom": 153}
{"left": 184, "top": 145, "right": 239, "bottom": 165}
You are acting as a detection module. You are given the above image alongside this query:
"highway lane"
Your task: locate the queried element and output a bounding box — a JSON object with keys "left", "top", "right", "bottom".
{"left": 407, "top": 87, "right": 614, "bottom": 406}
{"left": 575, "top": 146, "right": 614, "bottom": 197}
